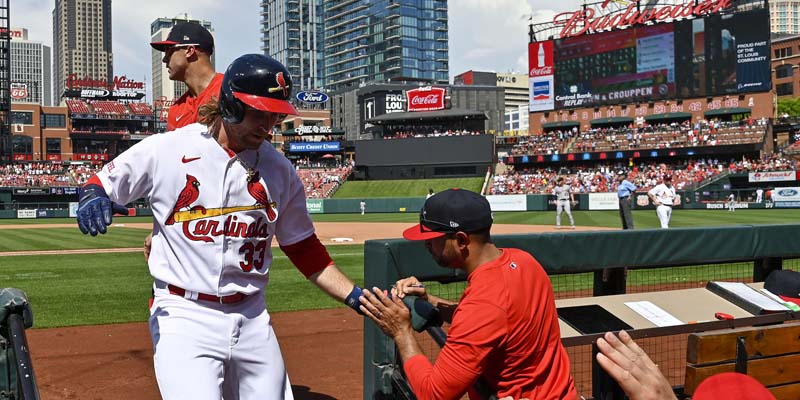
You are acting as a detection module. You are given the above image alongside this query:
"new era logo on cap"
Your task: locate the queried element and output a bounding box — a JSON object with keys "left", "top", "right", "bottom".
{"left": 403, "top": 188, "right": 493, "bottom": 241}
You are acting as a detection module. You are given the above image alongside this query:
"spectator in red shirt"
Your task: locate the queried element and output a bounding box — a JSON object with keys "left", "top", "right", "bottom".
{"left": 150, "top": 22, "right": 223, "bottom": 132}
{"left": 360, "top": 188, "right": 577, "bottom": 400}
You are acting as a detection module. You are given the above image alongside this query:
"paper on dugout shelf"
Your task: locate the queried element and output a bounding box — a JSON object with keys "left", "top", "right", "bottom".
{"left": 624, "top": 301, "right": 683, "bottom": 327}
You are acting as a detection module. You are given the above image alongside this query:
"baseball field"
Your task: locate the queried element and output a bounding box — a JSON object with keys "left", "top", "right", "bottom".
{"left": 1, "top": 208, "right": 798, "bottom": 399}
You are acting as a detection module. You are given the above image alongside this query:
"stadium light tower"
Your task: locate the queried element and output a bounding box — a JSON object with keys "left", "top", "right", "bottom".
{"left": 0, "top": 0, "right": 10, "bottom": 162}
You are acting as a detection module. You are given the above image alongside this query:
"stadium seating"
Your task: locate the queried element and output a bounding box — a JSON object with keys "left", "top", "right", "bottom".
{"left": 128, "top": 103, "right": 154, "bottom": 116}
{"left": 90, "top": 101, "right": 129, "bottom": 116}
{"left": 0, "top": 163, "right": 102, "bottom": 187}
{"left": 294, "top": 165, "right": 353, "bottom": 198}
{"left": 66, "top": 99, "right": 91, "bottom": 115}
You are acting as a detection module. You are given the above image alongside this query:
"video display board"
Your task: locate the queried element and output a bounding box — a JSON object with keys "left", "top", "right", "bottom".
{"left": 531, "top": 8, "right": 770, "bottom": 110}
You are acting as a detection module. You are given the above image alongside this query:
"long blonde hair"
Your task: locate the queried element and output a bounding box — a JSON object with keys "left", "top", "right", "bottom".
{"left": 197, "top": 97, "right": 223, "bottom": 137}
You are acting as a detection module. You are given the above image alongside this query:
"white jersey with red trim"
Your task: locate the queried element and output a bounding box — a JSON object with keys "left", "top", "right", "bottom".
{"left": 97, "top": 123, "right": 313, "bottom": 296}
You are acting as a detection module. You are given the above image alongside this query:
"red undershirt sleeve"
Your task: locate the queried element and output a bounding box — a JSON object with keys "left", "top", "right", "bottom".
{"left": 402, "top": 300, "right": 506, "bottom": 400}
{"left": 84, "top": 175, "right": 102, "bottom": 187}
{"left": 279, "top": 233, "right": 333, "bottom": 278}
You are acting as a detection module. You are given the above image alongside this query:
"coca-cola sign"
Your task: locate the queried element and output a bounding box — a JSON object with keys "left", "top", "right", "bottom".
{"left": 406, "top": 86, "right": 446, "bottom": 112}
{"left": 296, "top": 91, "right": 330, "bottom": 104}
{"left": 66, "top": 74, "right": 145, "bottom": 90}
{"left": 529, "top": 40, "right": 554, "bottom": 78}
{"left": 553, "top": 0, "right": 732, "bottom": 39}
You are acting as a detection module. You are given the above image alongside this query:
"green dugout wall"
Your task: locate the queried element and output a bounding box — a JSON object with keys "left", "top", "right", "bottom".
{"left": 362, "top": 224, "right": 800, "bottom": 399}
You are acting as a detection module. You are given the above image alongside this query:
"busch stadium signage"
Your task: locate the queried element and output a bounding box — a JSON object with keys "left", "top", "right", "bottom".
{"left": 296, "top": 91, "right": 329, "bottom": 104}
{"left": 406, "top": 86, "right": 446, "bottom": 112}
{"left": 553, "top": 0, "right": 732, "bottom": 39}
{"left": 66, "top": 74, "right": 145, "bottom": 91}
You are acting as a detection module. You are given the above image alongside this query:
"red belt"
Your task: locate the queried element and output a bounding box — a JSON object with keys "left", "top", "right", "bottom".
{"left": 167, "top": 284, "right": 249, "bottom": 304}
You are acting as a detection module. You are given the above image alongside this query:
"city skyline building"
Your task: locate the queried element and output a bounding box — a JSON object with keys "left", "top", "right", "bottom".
{"left": 10, "top": 28, "right": 52, "bottom": 106}
{"left": 771, "top": 0, "right": 800, "bottom": 35}
{"left": 260, "top": 0, "right": 449, "bottom": 93}
{"left": 53, "top": 0, "right": 113, "bottom": 106}
{"left": 260, "top": 0, "right": 325, "bottom": 92}
{"left": 150, "top": 14, "right": 215, "bottom": 102}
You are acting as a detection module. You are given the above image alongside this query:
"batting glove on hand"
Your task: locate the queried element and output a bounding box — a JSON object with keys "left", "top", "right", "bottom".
{"left": 77, "top": 184, "right": 128, "bottom": 236}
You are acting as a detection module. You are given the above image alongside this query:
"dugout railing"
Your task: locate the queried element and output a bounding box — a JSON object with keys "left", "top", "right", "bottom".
{"left": 363, "top": 224, "right": 800, "bottom": 399}
{"left": 0, "top": 288, "right": 39, "bottom": 400}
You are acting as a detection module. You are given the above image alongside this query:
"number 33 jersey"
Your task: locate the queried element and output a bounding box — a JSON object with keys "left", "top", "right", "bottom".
{"left": 96, "top": 123, "right": 314, "bottom": 296}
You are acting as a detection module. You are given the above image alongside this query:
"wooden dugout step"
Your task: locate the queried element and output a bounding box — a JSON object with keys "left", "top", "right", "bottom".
{"left": 685, "top": 322, "right": 800, "bottom": 399}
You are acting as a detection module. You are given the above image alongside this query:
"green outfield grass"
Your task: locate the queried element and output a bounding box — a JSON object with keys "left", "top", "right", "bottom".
{"left": 1, "top": 245, "right": 364, "bottom": 328}
{"left": 1, "top": 208, "right": 798, "bottom": 328}
{"left": 332, "top": 177, "right": 484, "bottom": 198}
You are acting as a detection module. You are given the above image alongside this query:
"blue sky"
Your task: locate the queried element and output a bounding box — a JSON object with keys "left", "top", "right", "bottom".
{"left": 16, "top": 0, "right": 584, "bottom": 99}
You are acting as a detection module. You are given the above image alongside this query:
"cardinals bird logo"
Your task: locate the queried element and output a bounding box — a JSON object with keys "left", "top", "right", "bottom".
{"left": 166, "top": 174, "right": 201, "bottom": 225}
{"left": 247, "top": 171, "right": 278, "bottom": 223}
{"left": 275, "top": 72, "right": 289, "bottom": 98}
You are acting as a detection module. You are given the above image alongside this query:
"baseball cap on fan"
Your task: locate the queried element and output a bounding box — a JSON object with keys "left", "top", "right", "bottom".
{"left": 692, "top": 372, "right": 774, "bottom": 400}
{"left": 403, "top": 188, "right": 493, "bottom": 241}
{"left": 150, "top": 22, "right": 214, "bottom": 54}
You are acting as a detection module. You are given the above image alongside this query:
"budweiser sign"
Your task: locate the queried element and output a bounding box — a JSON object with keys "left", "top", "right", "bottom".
{"left": 553, "top": 0, "right": 732, "bottom": 38}
{"left": 66, "top": 74, "right": 145, "bottom": 90}
{"left": 406, "top": 86, "right": 446, "bottom": 112}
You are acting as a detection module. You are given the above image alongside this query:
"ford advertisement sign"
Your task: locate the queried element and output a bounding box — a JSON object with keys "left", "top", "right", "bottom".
{"left": 296, "top": 91, "right": 329, "bottom": 104}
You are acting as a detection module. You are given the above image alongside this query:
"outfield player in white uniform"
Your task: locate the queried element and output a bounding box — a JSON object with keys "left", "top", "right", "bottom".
{"left": 553, "top": 177, "right": 576, "bottom": 229}
{"left": 648, "top": 175, "right": 678, "bottom": 229}
{"left": 756, "top": 188, "right": 763, "bottom": 203}
{"left": 75, "top": 55, "right": 367, "bottom": 400}
{"left": 728, "top": 192, "right": 736, "bottom": 212}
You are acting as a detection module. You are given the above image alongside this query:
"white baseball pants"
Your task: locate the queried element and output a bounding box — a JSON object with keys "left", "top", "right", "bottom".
{"left": 149, "top": 291, "right": 293, "bottom": 400}
{"left": 656, "top": 205, "right": 672, "bottom": 229}
{"left": 556, "top": 200, "right": 574, "bottom": 227}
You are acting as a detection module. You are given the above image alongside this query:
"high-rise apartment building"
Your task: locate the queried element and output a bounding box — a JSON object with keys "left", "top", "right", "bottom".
{"left": 260, "top": 0, "right": 449, "bottom": 93}
{"left": 771, "top": 0, "right": 800, "bottom": 35}
{"left": 10, "top": 28, "right": 52, "bottom": 106}
{"left": 53, "top": 0, "right": 113, "bottom": 105}
{"left": 150, "top": 14, "right": 215, "bottom": 102}
{"left": 260, "top": 0, "right": 324, "bottom": 91}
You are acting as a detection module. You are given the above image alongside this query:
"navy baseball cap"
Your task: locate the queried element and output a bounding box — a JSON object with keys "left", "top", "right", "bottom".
{"left": 151, "top": 22, "right": 214, "bottom": 54}
{"left": 765, "top": 270, "right": 800, "bottom": 306}
{"left": 403, "top": 188, "right": 493, "bottom": 241}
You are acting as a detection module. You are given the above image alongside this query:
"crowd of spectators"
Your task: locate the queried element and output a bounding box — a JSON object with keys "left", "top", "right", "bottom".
{"left": 510, "top": 118, "right": 767, "bottom": 157}
{"left": 488, "top": 154, "right": 794, "bottom": 196}
{"left": 0, "top": 163, "right": 101, "bottom": 187}
{"left": 383, "top": 128, "right": 485, "bottom": 139}
{"left": 66, "top": 99, "right": 154, "bottom": 118}
{"left": 295, "top": 164, "right": 353, "bottom": 199}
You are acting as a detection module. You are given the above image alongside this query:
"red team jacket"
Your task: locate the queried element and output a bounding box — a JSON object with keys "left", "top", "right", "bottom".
{"left": 403, "top": 248, "right": 577, "bottom": 400}
{"left": 166, "top": 73, "right": 224, "bottom": 131}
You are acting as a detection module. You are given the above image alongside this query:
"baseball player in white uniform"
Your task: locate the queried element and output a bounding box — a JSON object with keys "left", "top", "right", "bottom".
{"left": 755, "top": 188, "right": 763, "bottom": 203}
{"left": 75, "top": 54, "right": 366, "bottom": 400}
{"left": 728, "top": 192, "right": 736, "bottom": 212}
{"left": 553, "top": 177, "right": 576, "bottom": 229}
{"left": 648, "top": 175, "right": 678, "bottom": 229}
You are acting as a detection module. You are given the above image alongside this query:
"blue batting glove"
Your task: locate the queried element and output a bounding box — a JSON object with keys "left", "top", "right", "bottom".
{"left": 77, "top": 184, "right": 128, "bottom": 236}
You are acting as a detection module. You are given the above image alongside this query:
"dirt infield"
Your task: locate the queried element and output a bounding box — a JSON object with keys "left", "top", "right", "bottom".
{"left": 15, "top": 221, "right": 612, "bottom": 399}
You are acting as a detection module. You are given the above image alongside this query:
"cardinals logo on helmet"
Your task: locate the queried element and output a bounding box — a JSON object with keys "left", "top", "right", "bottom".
{"left": 247, "top": 171, "right": 279, "bottom": 223}
{"left": 275, "top": 72, "right": 289, "bottom": 98}
{"left": 166, "top": 174, "right": 203, "bottom": 225}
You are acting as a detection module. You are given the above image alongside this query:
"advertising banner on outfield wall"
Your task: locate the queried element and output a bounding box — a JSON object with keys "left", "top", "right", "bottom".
{"left": 749, "top": 171, "right": 797, "bottom": 183}
{"left": 485, "top": 195, "right": 527, "bottom": 211}
{"left": 771, "top": 188, "right": 800, "bottom": 208}
{"left": 16, "top": 209, "right": 36, "bottom": 219}
{"left": 589, "top": 193, "right": 620, "bottom": 210}
{"left": 306, "top": 199, "right": 324, "bottom": 214}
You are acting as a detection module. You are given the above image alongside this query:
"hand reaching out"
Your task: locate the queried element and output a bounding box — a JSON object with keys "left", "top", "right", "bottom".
{"left": 595, "top": 330, "right": 677, "bottom": 400}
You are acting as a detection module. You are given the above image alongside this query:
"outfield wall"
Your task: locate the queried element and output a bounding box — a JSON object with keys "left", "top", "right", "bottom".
{"left": 0, "top": 190, "right": 794, "bottom": 219}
